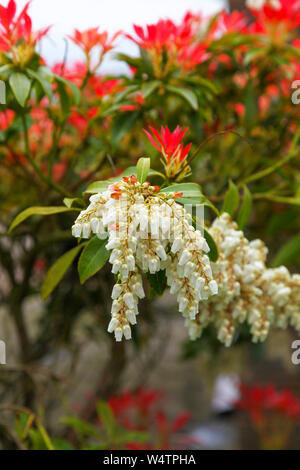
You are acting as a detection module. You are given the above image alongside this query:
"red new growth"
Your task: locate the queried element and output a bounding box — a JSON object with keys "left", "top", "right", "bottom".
{"left": 69, "top": 27, "right": 121, "bottom": 54}
{"left": 144, "top": 126, "right": 192, "bottom": 163}
{"left": 0, "top": 0, "right": 50, "bottom": 51}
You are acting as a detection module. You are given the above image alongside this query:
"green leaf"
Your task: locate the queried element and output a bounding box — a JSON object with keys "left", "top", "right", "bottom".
{"left": 9, "top": 72, "right": 31, "bottom": 107}
{"left": 61, "top": 416, "right": 101, "bottom": 438}
{"left": 147, "top": 270, "right": 167, "bottom": 297}
{"left": 63, "top": 197, "right": 85, "bottom": 209}
{"left": 222, "top": 180, "right": 239, "bottom": 216}
{"left": 27, "top": 69, "right": 52, "bottom": 101}
{"left": 0, "top": 64, "right": 14, "bottom": 78}
{"left": 97, "top": 402, "right": 116, "bottom": 438}
{"left": 56, "top": 80, "right": 71, "bottom": 117}
{"left": 41, "top": 244, "right": 84, "bottom": 299}
{"left": 237, "top": 185, "right": 252, "bottom": 230}
{"left": 141, "top": 80, "right": 161, "bottom": 99}
{"left": 111, "top": 111, "right": 139, "bottom": 148}
{"left": 271, "top": 234, "right": 300, "bottom": 267}
{"left": 54, "top": 75, "right": 81, "bottom": 105}
{"left": 78, "top": 236, "right": 110, "bottom": 284}
{"left": 165, "top": 85, "right": 198, "bottom": 110}
{"left": 159, "top": 183, "right": 202, "bottom": 198}
{"left": 204, "top": 229, "right": 219, "bottom": 262}
{"left": 136, "top": 157, "right": 150, "bottom": 184}
{"left": 85, "top": 181, "right": 111, "bottom": 194}
{"left": 177, "top": 195, "right": 219, "bottom": 216}
{"left": 9, "top": 206, "right": 79, "bottom": 232}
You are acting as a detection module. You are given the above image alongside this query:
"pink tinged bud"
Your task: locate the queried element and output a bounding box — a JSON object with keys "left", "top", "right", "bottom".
{"left": 123, "top": 325, "right": 132, "bottom": 340}
{"left": 82, "top": 223, "right": 91, "bottom": 238}
{"left": 124, "top": 292, "right": 135, "bottom": 309}
{"left": 114, "top": 327, "right": 123, "bottom": 342}
{"left": 209, "top": 280, "right": 218, "bottom": 295}
{"left": 178, "top": 249, "right": 192, "bottom": 266}
{"left": 108, "top": 318, "right": 118, "bottom": 333}
{"left": 72, "top": 224, "right": 82, "bottom": 238}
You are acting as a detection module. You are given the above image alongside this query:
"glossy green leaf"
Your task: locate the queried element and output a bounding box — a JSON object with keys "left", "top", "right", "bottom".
{"left": 147, "top": 270, "right": 167, "bottom": 297}
{"left": 165, "top": 85, "right": 198, "bottom": 110}
{"left": 61, "top": 416, "right": 101, "bottom": 438}
{"left": 159, "top": 183, "right": 202, "bottom": 198}
{"left": 177, "top": 195, "right": 219, "bottom": 215}
{"left": 27, "top": 69, "right": 52, "bottom": 101}
{"left": 237, "top": 185, "right": 252, "bottom": 230}
{"left": 204, "top": 229, "right": 219, "bottom": 262}
{"left": 56, "top": 80, "right": 71, "bottom": 117}
{"left": 54, "top": 74, "right": 81, "bottom": 105}
{"left": 222, "top": 180, "right": 239, "bottom": 216}
{"left": 136, "top": 157, "right": 150, "bottom": 184}
{"left": 9, "top": 72, "right": 31, "bottom": 107}
{"left": 9, "top": 206, "right": 79, "bottom": 232}
{"left": 141, "top": 80, "right": 161, "bottom": 99}
{"left": 78, "top": 236, "right": 110, "bottom": 284}
{"left": 63, "top": 197, "right": 85, "bottom": 209}
{"left": 41, "top": 244, "right": 84, "bottom": 299}
{"left": 97, "top": 402, "right": 116, "bottom": 439}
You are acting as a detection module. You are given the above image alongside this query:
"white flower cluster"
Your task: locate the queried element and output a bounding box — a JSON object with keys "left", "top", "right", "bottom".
{"left": 186, "top": 213, "right": 300, "bottom": 347}
{"left": 72, "top": 175, "right": 217, "bottom": 341}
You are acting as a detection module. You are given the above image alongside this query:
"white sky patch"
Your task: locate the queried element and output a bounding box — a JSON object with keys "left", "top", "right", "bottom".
{"left": 14, "top": 0, "right": 227, "bottom": 73}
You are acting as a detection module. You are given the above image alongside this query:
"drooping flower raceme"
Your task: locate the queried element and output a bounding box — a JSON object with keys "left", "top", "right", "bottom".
{"left": 186, "top": 213, "right": 300, "bottom": 346}
{"left": 72, "top": 175, "right": 217, "bottom": 341}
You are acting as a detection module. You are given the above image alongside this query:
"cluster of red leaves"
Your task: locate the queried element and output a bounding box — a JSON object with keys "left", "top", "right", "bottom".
{"left": 1, "top": 0, "right": 300, "bottom": 175}
{"left": 126, "top": 1, "right": 300, "bottom": 70}
{"left": 249, "top": 0, "right": 300, "bottom": 34}
{"left": 108, "top": 389, "right": 191, "bottom": 450}
{"left": 0, "top": 0, "right": 49, "bottom": 51}
{"left": 68, "top": 28, "right": 121, "bottom": 55}
{"left": 144, "top": 126, "right": 192, "bottom": 164}
{"left": 235, "top": 383, "right": 300, "bottom": 425}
